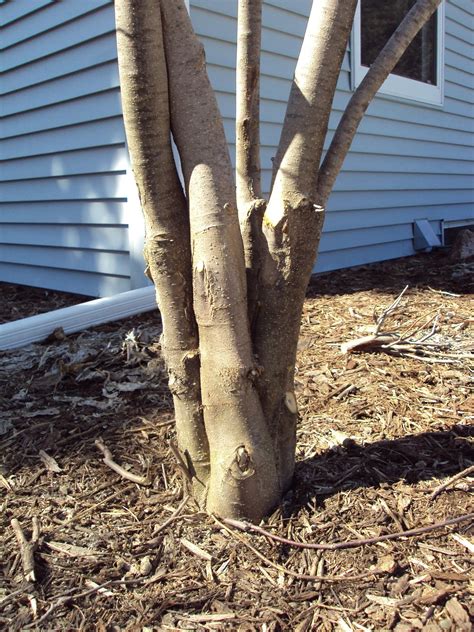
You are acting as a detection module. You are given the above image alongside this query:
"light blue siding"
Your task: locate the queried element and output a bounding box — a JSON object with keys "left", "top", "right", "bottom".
{"left": 0, "top": 0, "right": 473, "bottom": 298}
{"left": 192, "top": 0, "right": 474, "bottom": 273}
{"left": 0, "top": 0, "right": 131, "bottom": 296}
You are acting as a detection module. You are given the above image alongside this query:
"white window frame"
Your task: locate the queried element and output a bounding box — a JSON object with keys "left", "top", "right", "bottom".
{"left": 351, "top": 0, "right": 445, "bottom": 106}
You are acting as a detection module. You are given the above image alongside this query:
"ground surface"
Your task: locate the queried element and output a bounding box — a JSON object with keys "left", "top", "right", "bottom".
{"left": 0, "top": 251, "right": 472, "bottom": 631}
{"left": 0, "top": 283, "right": 89, "bottom": 325}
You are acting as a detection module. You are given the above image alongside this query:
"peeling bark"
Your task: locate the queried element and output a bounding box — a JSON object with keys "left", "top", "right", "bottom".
{"left": 115, "top": 0, "right": 209, "bottom": 503}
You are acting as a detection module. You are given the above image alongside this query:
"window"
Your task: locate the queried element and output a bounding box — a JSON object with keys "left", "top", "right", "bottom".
{"left": 352, "top": 0, "right": 445, "bottom": 105}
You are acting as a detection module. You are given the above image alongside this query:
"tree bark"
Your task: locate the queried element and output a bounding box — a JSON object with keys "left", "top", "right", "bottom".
{"left": 160, "top": 0, "right": 279, "bottom": 521}
{"left": 115, "top": 0, "right": 209, "bottom": 503}
{"left": 253, "top": 0, "right": 358, "bottom": 491}
{"left": 236, "top": 0, "right": 266, "bottom": 330}
{"left": 318, "top": 0, "right": 442, "bottom": 204}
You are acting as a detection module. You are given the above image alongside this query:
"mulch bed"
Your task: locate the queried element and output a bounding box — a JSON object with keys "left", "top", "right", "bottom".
{"left": 0, "top": 250, "right": 472, "bottom": 631}
{"left": 0, "top": 283, "right": 88, "bottom": 325}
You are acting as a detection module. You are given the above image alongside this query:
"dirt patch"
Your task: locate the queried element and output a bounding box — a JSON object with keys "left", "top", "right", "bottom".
{"left": 0, "top": 283, "right": 90, "bottom": 325}
{"left": 0, "top": 251, "right": 472, "bottom": 631}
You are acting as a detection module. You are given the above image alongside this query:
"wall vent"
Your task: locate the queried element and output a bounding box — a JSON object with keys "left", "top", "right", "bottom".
{"left": 413, "top": 219, "right": 442, "bottom": 251}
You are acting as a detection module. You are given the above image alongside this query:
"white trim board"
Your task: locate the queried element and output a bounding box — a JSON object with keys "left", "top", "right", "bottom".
{"left": 0, "top": 286, "right": 157, "bottom": 351}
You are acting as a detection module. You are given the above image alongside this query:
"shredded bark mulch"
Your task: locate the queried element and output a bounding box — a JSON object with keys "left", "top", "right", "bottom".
{"left": 0, "top": 283, "right": 89, "bottom": 325}
{"left": 0, "top": 250, "right": 472, "bottom": 631}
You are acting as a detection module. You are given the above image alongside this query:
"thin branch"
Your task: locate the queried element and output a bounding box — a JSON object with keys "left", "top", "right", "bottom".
{"left": 318, "top": 0, "right": 442, "bottom": 203}
{"left": 222, "top": 512, "right": 474, "bottom": 551}
{"left": 430, "top": 465, "right": 474, "bottom": 500}
{"left": 95, "top": 438, "right": 149, "bottom": 486}
{"left": 215, "top": 517, "right": 386, "bottom": 583}
{"left": 236, "top": 0, "right": 262, "bottom": 208}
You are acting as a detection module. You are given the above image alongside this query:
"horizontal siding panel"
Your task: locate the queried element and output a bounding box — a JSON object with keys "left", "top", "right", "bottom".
{"left": 450, "top": 0, "right": 474, "bottom": 16}
{"left": 326, "top": 189, "right": 474, "bottom": 213}
{"left": 1, "top": 118, "right": 126, "bottom": 159}
{"left": 2, "top": 90, "right": 122, "bottom": 138}
{"left": 2, "top": 4, "right": 115, "bottom": 71}
{"left": 1, "top": 225, "right": 129, "bottom": 251}
{"left": 0, "top": 1, "right": 53, "bottom": 26}
{"left": 0, "top": 201, "right": 128, "bottom": 225}
{"left": 0, "top": 146, "right": 128, "bottom": 181}
{"left": 324, "top": 203, "right": 474, "bottom": 233}
{"left": 1, "top": 0, "right": 110, "bottom": 50}
{"left": 2, "top": 33, "right": 118, "bottom": 95}
{"left": 0, "top": 173, "right": 128, "bottom": 202}
{"left": 0, "top": 263, "right": 130, "bottom": 297}
{"left": 319, "top": 224, "right": 413, "bottom": 254}
{"left": 446, "top": 10, "right": 474, "bottom": 46}
{"left": 316, "top": 240, "right": 415, "bottom": 273}
{"left": 2, "top": 61, "right": 119, "bottom": 116}
{"left": 0, "top": 244, "right": 129, "bottom": 276}
{"left": 0, "top": 201, "right": 129, "bottom": 225}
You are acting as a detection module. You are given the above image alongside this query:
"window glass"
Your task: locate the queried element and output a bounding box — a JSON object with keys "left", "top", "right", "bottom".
{"left": 361, "top": 0, "right": 437, "bottom": 85}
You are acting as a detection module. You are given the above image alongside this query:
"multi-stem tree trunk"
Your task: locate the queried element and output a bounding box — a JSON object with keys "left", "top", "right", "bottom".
{"left": 116, "top": 0, "right": 442, "bottom": 521}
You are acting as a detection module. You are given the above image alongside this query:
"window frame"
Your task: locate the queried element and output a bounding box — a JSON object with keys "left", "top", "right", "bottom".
{"left": 351, "top": 0, "right": 445, "bottom": 106}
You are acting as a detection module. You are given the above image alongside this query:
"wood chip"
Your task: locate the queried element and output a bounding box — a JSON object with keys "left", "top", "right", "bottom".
{"left": 180, "top": 537, "right": 213, "bottom": 561}
{"left": 38, "top": 450, "right": 62, "bottom": 473}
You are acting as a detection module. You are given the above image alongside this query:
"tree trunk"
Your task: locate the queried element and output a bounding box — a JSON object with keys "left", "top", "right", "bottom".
{"left": 115, "top": 0, "right": 442, "bottom": 521}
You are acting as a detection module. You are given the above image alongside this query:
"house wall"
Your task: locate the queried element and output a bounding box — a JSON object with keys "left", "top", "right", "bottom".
{"left": 0, "top": 0, "right": 134, "bottom": 297}
{"left": 0, "top": 0, "right": 472, "bottom": 297}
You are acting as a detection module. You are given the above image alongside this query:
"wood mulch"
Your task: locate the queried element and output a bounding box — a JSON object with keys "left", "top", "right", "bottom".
{"left": 0, "top": 250, "right": 472, "bottom": 631}
{"left": 0, "top": 283, "right": 88, "bottom": 325}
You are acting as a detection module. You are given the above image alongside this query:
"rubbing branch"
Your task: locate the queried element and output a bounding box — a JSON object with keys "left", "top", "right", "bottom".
{"left": 318, "top": 0, "right": 442, "bottom": 203}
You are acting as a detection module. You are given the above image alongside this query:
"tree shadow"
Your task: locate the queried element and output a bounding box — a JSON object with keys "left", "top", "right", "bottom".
{"left": 286, "top": 425, "right": 474, "bottom": 516}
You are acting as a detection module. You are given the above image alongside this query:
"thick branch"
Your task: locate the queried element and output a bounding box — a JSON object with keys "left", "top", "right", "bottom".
{"left": 318, "top": 0, "right": 442, "bottom": 203}
{"left": 160, "top": 0, "right": 279, "bottom": 521}
{"left": 253, "top": 0, "right": 357, "bottom": 491}
{"left": 236, "top": 0, "right": 266, "bottom": 327}
{"left": 269, "top": 0, "right": 358, "bottom": 209}
{"left": 115, "top": 0, "right": 209, "bottom": 502}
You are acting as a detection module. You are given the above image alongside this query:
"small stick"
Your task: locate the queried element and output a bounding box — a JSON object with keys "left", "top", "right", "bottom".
{"left": 95, "top": 438, "right": 149, "bottom": 485}
{"left": 10, "top": 518, "right": 38, "bottom": 582}
{"left": 222, "top": 512, "right": 474, "bottom": 551}
{"left": 215, "top": 517, "right": 384, "bottom": 584}
{"left": 136, "top": 495, "right": 191, "bottom": 552}
{"left": 429, "top": 465, "right": 474, "bottom": 500}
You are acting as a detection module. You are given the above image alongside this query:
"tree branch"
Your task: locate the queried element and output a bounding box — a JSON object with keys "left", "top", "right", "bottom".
{"left": 252, "top": 0, "right": 358, "bottom": 491}
{"left": 115, "top": 0, "right": 209, "bottom": 503}
{"left": 160, "top": 0, "right": 279, "bottom": 521}
{"left": 236, "top": 0, "right": 266, "bottom": 328}
{"left": 317, "top": 0, "right": 442, "bottom": 204}
{"left": 236, "top": 0, "right": 262, "bottom": 207}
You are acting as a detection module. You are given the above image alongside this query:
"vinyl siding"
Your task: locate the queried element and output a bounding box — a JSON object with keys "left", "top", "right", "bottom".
{"left": 0, "top": 0, "right": 473, "bottom": 297}
{"left": 191, "top": 0, "right": 474, "bottom": 273}
{"left": 0, "top": 0, "right": 131, "bottom": 297}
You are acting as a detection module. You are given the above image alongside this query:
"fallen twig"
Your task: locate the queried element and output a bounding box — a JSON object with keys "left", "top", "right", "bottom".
{"left": 341, "top": 287, "right": 471, "bottom": 365}
{"left": 214, "top": 517, "right": 385, "bottom": 583}
{"left": 429, "top": 465, "right": 474, "bottom": 500}
{"left": 136, "top": 495, "right": 191, "bottom": 552}
{"left": 11, "top": 518, "right": 40, "bottom": 582}
{"left": 222, "top": 512, "right": 474, "bottom": 551}
{"left": 94, "top": 438, "right": 149, "bottom": 485}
